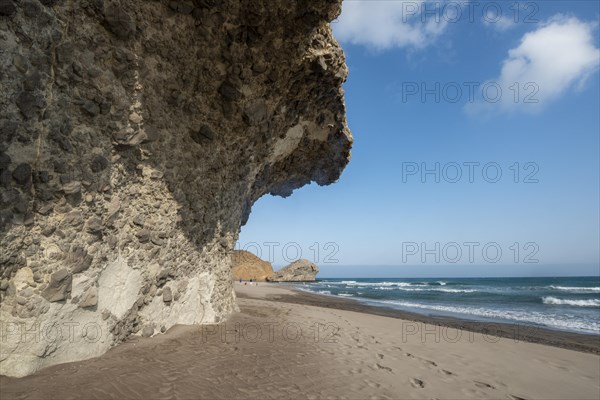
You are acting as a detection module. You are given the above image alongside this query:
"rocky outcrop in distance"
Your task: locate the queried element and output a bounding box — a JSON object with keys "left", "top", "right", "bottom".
{"left": 0, "top": 0, "right": 352, "bottom": 377}
{"left": 268, "top": 259, "right": 319, "bottom": 282}
{"left": 231, "top": 250, "right": 273, "bottom": 281}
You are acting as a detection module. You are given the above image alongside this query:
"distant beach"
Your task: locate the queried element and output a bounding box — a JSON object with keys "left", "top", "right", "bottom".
{"left": 2, "top": 283, "right": 598, "bottom": 399}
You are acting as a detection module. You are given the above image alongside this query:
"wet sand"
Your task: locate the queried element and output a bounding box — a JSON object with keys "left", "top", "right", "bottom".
{"left": 245, "top": 283, "right": 600, "bottom": 354}
{"left": 1, "top": 282, "right": 599, "bottom": 399}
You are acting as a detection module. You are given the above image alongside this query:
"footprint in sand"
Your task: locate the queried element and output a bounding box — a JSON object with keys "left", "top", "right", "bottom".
{"left": 405, "top": 353, "right": 415, "bottom": 358}
{"left": 424, "top": 360, "right": 437, "bottom": 367}
{"left": 507, "top": 395, "right": 527, "bottom": 400}
{"left": 377, "top": 353, "right": 384, "bottom": 359}
{"left": 376, "top": 363, "right": 393, "bottom": 372}
{"left": 364, "top": 379, "right": 382, "bottom": 389}
{"left": 440, "top": 369, "right": 455, "bottom": 376}
{"left": 410, "top": 378, "right": 425, "bottom": 388}
{"left": 473, "top": 380, "right": 496, "bottom": 389}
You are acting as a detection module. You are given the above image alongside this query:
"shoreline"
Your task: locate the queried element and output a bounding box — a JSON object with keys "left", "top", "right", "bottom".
{"left": 1, "top": 282, "right": 598, "bottom": 399}
{"left": 237, "top": 282, "right": 600, "bottom": 354}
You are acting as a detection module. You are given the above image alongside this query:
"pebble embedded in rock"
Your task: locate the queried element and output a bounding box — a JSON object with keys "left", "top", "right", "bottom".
{"left": 16, "top": 296, "right": 28, "bottom": 305}
{"left": 41, "top": 269, "right": 72, "bottom": 302}
{"left": 218, "top": 82, "right": 241, "bottom": 101}
{"left": 190, "top": 125, "right": 215, "bottom": 144}
{"left": 151, "top": 235, "right": 165, "bottom": 246}
{"left": 90, "top": 155, "right": 109, "bottom": 172}
{"left": 62, "top": 181, "right": 81, "bottom": 194}
{"left": 162, "top": 286, "right": 172, "bottom": 303}
{"left": 82, "top": 101, "right": 100, "bottom": 116}
{"left": 132, "top": 214, "right": 144, "bottom": 226}
{"left": 16, "top": 91, "right": 45, "bottom": 119}
{"left": 128, "top": 112, "right": 143, "bottom": 124}
{"left": 12, "top": 163, "right": 32, "bottom": 185}
{"left": 141, "top": 325, "right": 154, "bottom": 337}
{"left": 86, "top": 217, "right": 103, "bottom": 233}
{"left": 136, "top": 229, "right": 150, "bottom": 243}
{"left": 243, "top": 99, "right": 268, "bottom": 126}
{"left": 103, "top": 4, "right": 136, "bottom": 39}
{"left": 23, "top": 71, "right": 43, "bottom": 92}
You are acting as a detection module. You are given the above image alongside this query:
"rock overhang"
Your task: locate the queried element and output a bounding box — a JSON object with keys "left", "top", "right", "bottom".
{"left": 0, "top": 0, "right": 352, "bottom": 376}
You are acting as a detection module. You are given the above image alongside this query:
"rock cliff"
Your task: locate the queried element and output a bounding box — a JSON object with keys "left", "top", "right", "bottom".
{"left": 268, "top": 259, "right": 319, "bottom": 282}
{"left": 231, "top": 250, "right": 273, "bottom": 281}
{"left": 0, "top": 0, "right": 352, "bottom": 377}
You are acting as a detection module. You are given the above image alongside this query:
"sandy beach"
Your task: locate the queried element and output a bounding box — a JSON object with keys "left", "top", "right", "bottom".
{"left": 1, "top": 282, "right": 599, "bottom": 400}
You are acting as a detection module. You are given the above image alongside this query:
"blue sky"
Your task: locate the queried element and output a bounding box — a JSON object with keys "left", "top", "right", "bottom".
{"left": 238, "top": 1, "right": 600, "bottom": 278}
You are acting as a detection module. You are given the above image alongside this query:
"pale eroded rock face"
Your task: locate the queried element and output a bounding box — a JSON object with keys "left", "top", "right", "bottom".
{"left": 268, "top": 259, "right": 319, "bottom": 282}
{"left": 231, "top": 250, "right": 273, "bottom": 281}
{"left": 0, "top": 0, "right": 351, "bottom": 377}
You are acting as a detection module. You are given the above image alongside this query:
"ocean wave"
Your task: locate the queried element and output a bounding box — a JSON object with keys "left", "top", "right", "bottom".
{"left": 372, "top": 300, "right": 599, "bottom": 333}
{"left": 296, "top": 286, "right": 331, "bottom": 297}
{"left": 321, "top": 281, "right": 475, "bottom": 292}
{"left": 418, "top": 281, "right": 448, "bottom": 286}
{"left": 342, "top": 281, "right": 434, "bottom": 288}
{"left": 549, "top": 286, "right": 600, "bottom": 292}
{"left": 337, "top": 293, "right": 354, "bottom": 297}
{"left": 396, "top": 288, "right": 477, "bottom": 293}
{"left": 542, "top": 297, "right": 600, "bottom": 307}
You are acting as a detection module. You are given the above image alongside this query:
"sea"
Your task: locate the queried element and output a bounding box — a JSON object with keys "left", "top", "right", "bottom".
{"left": 295, "top": 276, "right": 600, "bottom": 334}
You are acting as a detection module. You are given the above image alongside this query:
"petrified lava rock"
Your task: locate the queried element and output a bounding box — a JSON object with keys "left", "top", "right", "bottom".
{"left": 268, "top": 259, "right": 319, "bottom": 282}
{"left": 0, "top": 0, "right": 352, "bottom": 377}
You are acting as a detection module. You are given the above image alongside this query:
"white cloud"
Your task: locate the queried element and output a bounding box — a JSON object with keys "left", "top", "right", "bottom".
{"left": 333, "top": 0, "right": 448, "bottom": 50}
{"left": 467, "top": 15, "right": 600, "bottom": 114}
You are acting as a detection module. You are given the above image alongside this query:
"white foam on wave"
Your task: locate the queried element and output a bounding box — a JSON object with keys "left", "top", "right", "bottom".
{"left": 542, "top": 297, "right": 600, "bottom": 307}
{"left": 549, "top": 286, "right": 600, "bottom": 292}
{"left": 322, "top": 281, "right": 475, "bottom": 293}
{"left": 372, "top": 300, "right": 600, "bottom": 333}
{"left": 343, "top": 281, "right": 428, "bottom": 287}
{"left": 337, "top": 293, "right": 354, "bottom": 297}
{"left": 396, "top": 287, "right": 477, "bottom": 293}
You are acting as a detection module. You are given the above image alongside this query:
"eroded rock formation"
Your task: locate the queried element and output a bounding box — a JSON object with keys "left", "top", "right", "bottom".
{"left": 268, "top": 259, "right": 319, "bottom": 282}
{"left": 0, "top": 0, "right": 351, "bottom": 377}
{"left": 231, "top": 250, "right": 273, "bottom": 281}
